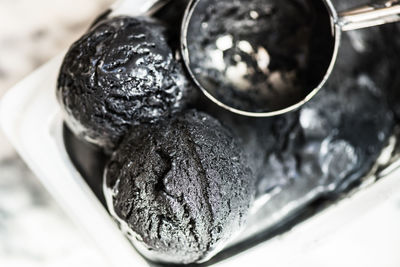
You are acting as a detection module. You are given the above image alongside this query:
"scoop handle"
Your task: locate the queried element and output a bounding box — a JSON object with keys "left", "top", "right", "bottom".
{"left": 339, "top": 0, "right": 400, "bottom": 31}
{"left": 110, "top": 0, "right": 170, "bottom": 17}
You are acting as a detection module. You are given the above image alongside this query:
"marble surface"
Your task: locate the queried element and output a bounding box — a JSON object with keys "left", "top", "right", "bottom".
{"left": 0, "top": 1, "right": 114, "bottom": 266}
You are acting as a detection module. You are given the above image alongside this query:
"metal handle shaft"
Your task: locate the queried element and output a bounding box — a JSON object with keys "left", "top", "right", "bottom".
{"left": 110, "top": 0, "right": 170, "bottom": 17}
{"left": 339, "top": 0, "right": 400, "bottom": 31}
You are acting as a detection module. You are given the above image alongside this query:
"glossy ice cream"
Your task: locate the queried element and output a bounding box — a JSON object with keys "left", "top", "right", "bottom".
{"left": 57, "top": 16, "right": 196, "bottom": 152}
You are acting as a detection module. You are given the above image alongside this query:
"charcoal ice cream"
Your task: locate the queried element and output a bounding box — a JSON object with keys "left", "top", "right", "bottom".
{"left": 60, "top": 0, "right": 399, "bottom": 263}
{"left": 104, "top": 110, "right": 255, "bottom": 264}
{"left": 199, "top": 102, "right": 298, "bottom": 190}
{"left": 57, "top": 16, "right": 196, "bottom": 152}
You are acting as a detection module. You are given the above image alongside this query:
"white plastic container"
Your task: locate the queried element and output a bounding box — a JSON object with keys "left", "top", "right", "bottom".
{"left": 2, "top": 55, "right": 400, "bottom": 267}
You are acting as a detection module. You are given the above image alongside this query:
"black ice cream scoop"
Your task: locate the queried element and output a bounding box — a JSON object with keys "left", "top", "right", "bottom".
{"left": 181, "top": 0, "right": 400, "bottom": 116}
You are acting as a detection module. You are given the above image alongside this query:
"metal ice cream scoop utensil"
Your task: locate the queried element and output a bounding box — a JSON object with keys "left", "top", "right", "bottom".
{"left": 112, "top": 0, "right": 400, "bottom": 117}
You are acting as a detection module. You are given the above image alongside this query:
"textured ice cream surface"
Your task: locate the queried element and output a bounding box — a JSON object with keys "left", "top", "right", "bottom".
{"left": 104, "top": 110, "right": 255, "bottom": 264}
{"left": 253, "top": 32, "right": 394, "bottom": 197}
{"left": 199, "top": 102, "right": 299, "bottom": 193}
{"left": 57, "top": 16, "right": 196, "bottom": 152}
